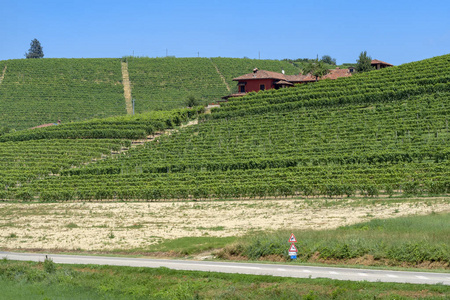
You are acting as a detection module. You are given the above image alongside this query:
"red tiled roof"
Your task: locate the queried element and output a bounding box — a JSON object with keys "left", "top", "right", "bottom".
{"left": 274, "top": 80, "right": 293, "bottom": 86}
{"left": 371, "top": 59, "right": 393, "bottom": 66}
{"left": 233, "top": 68, "right": 352, "bottom": 85}
{"left": 233, "top": 69, "right": 287, "bottom": 81}
{"left": 286, "top": 74, "right": 315, "bottom": 82}
{"left": 321, "top": 68, "right": 352, "bottom": 80}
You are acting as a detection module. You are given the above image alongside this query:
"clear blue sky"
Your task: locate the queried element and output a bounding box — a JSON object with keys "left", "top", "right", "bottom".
{"left": 1, "top": 0, "right": 449, "bottom": 65}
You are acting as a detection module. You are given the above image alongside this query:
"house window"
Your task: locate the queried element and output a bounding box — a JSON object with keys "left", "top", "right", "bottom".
{"left": 260, "top": 84, "right": 265, "bottom": 91}
{"left": 240, "top": 85, "right": 245, "bottom": 93}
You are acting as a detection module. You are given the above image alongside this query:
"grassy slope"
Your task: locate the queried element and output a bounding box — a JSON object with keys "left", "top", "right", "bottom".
{"left": 218, "top": 212, "right": 450, "bottom": 268}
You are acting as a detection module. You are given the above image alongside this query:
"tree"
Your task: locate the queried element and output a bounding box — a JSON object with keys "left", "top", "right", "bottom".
{"left": 185, "top": 95, "right": 200, "bottom": 108}
{"left": 302, "top": 58, "right": 329, "bottom": 81}
{"left": 356, "top": 51, "right": 373, "bottom": 73}
{"left": 321, "top": 55, "right": 336, "bottom": 65}
{"left": 25, "top": 39, "right": 44, "bottom": 59}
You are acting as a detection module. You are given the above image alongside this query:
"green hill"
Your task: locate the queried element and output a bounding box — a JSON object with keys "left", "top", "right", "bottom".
{"left": 0, "top": 54, "right": 449, "bottom": 201}
{"left": 0, "top": 57, "right": 299, "bottom": 130}
{"left": 0, "top": 58, "right": 126, "bottom": 130}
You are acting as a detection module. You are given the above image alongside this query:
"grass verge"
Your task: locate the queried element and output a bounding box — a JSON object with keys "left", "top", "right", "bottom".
{"left": 0, "top": 259, "right": 448, "bottom": 299}
{"left": 217, "top": 212, "right": 450, "bottom": 269}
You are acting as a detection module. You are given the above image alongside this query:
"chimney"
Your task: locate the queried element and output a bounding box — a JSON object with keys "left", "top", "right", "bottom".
{"left": 253, "top": 68, "right": 258, "bottom": 73}
{"left": 281, "top": 69, "right": 285, "bottom": 74}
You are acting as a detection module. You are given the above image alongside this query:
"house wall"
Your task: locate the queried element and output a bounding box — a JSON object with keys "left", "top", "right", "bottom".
{"left": 241, "top": 79, "right": 274, "bottom": 93}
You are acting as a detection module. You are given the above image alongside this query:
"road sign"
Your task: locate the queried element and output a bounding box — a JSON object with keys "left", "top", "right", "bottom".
{"left": 288, "top": 233, "right": 297, "bottom": 243}
{"left": 289, "top": 244, "right": 298, "bottom": 252}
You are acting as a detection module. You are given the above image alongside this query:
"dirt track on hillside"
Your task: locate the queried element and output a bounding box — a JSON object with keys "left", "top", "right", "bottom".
{"left": 0, "top": 198, "right": 448, "bottom": 251}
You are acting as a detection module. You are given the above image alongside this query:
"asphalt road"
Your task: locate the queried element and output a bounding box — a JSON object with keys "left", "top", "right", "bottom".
{"left": 1, "top": 251, "right": 449, "bottom": 286}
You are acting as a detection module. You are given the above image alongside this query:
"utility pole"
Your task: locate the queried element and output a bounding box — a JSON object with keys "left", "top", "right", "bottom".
{"left": 132, "top": 98, "right": 135, "bottom": 115}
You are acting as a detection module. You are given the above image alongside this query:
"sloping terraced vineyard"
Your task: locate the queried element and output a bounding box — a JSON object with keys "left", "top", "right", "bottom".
{"left": 0, "top": 107, "right": 203, "bottom": 142}
{"left": 0, "top": 139, "right": 129, "bottom": 201}
{"left": 0, "top": 59, "right": 126, "bottom": 130}
{"left": 0, "top": 55, "right": 449, "bottom": 201}
{"left": 0, "top": 57, "right": 300, "bottom": 131}
{"left": 0, "top": 108, "right": 202, "bottom": 201}
{"left": 210, "top": 57, "right": 301, "bottom": 93}
{"left": 127, "top": 57, "right": 229, "bottom": 111}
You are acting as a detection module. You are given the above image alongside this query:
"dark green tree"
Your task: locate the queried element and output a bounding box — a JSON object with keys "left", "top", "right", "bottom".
{"left": 321, "top": 55, "right": 336, "bottom": 65}
{"left": 302, "top": 58, "right": 329, "bottom": 81}
{"left": 25, "top": 39, "right": 44, "bottom": 59}
{"left": 185, "top": 95, "right": 200, "bottom": 108}
{"left": 356, "top": 51, "right": 373, "bottom": 73}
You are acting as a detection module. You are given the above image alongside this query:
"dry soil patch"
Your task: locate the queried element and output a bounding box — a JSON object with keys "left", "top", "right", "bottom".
{"left": 0, "top": 198, "right": 448, "bottom": 251}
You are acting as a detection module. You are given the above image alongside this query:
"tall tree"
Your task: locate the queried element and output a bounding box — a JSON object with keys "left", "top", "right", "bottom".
{"left": 321, "top": 55, "right": 336, "bottom": 65}
{"left": 25, "top": 39, "right": 44, "bottom": 59}
{"left": 302, "top": 58, "right": 329, "bottom": 81}
{"left": 356, "top": 51, "right": 373, "bottom": 73}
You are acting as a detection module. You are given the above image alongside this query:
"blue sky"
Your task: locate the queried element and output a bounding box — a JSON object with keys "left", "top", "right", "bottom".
{"left": 1, "top": 0, "right": 449, "bottom": 65}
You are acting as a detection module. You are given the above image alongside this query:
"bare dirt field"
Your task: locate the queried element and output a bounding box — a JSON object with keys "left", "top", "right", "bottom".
{"left": 1, "top": 197, "right": 449, "bottom": 252}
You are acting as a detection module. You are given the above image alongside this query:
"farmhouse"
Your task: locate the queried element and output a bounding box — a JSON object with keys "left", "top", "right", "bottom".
{"left": 371, "top": 59, "right": 393, "bottom": 70}
{"left": 223, "top": 67, "right": 352, "bottom": 98}
{"left": 224, "top": 59, "right": 393, "bottom": 98}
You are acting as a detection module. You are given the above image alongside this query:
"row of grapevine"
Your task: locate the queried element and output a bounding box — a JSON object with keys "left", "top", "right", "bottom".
{"left": 0, "top": 107, "right": 204, "bottom": 142}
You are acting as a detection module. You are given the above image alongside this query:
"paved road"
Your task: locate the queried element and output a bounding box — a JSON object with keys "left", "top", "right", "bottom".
{"left": 1, "top": 251, "right": 449, "bottom": 286}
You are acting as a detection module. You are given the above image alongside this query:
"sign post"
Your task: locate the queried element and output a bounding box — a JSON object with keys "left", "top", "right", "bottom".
{"left": 288, "top": 233, "right": 298, "bottom": 260}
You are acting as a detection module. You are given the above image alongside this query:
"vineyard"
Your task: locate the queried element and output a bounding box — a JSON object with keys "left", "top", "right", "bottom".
{"left": 0, "top": 58, "right": 126, "bottom": 130}
{"left": 126, "top": 57, "right": 229, "bottom": 111}
{"left": 0, "top": 57, "right": 300, "bottom": 130}
{"left": 0, "top": 54, "right": 449, "bottom": 201}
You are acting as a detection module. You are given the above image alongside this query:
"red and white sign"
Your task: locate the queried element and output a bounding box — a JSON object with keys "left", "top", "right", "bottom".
{"left": 288, "top": 233, "right": 297, "bottom": 243}
{"left": 289, "top": 244, "right": 298, "bottom": 253}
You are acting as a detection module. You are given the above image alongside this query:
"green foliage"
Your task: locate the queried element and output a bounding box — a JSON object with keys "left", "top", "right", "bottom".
{"left": 146, "top": 237, "right": 236, "bottom": 255}
{"left": 25, "top": 39, "right": 44, "bottom": 59}
{"left": 1, "top": 259, "right": 447, "bottom": 299}
{"left": 356, "top": 51, "right": 374, "bottom": 73}
{"left": 302, "top": 58, "right": 330, "bottom": 81}
{"left": 321, "top": 55, "right": 336, "bottom": 65}
{"left": 0, "top": 127, "right": 10, "bottom": 136}
{"left": 43, "top": 257, "right": 56, "bottom": 273}
{"left": 185, "top": 95, "right": 200, "bottom": 107}
{"left": 219, "top": 213, "right": 450, "bottom": 265}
